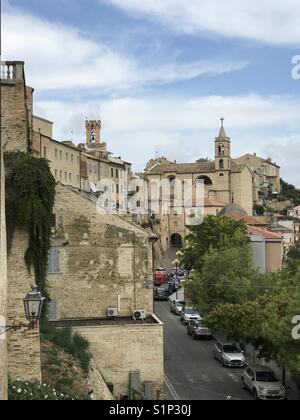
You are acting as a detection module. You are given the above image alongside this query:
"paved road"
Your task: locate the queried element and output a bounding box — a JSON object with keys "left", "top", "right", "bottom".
{"left": 155, "top": 301, "right": 252, "bottom": 401}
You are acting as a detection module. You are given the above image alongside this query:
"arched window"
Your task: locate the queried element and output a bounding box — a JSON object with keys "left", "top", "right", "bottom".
{"left": 219, "top": 173, "right": 224, "bottom": 182}
{"left": 219, "top": 159, "right": 224, "bottom": 169}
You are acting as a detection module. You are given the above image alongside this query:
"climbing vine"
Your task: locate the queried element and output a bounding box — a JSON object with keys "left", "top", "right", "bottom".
{"left": 4, "top": 151, "right": 56, "bottom": 300}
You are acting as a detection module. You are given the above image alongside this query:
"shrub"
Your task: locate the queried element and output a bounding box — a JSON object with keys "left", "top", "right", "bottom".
{"left": 8, "top": 380, "right": 90, "bottom": 401}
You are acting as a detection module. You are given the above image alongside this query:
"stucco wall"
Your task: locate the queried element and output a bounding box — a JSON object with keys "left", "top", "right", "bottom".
{"left": 73, "top": 320, "right": 164, "bottom": 399}
{"left": 265, "top": 240, "right": 283, "bottom": 272}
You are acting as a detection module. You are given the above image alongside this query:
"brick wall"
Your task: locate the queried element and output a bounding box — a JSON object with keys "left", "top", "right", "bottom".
{"left": 7, "top": 230, "right": 42, "bottom": 382}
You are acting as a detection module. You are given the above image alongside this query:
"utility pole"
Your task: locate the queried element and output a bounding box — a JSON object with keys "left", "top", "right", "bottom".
{"left": 0, "top": 141, "right": 8, "bottom": 401}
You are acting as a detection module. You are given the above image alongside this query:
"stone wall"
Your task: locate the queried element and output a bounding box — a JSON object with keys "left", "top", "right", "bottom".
{"left": 48, "top": 184, "right": 155, "bottom": 319}
{"left": 88, "top": 358, "right": 114, "bottom": 400}
{"left": 0, "top": 145, "right": 8, "bottom": 400}
{"left": 7, "top": 230, "right": 42, "bottom": 382}
{"left": 1, "top": 63, "right": 33, "bottom": 154}
{"left": 74, "top": 319, "right": 164, "bottom": 399}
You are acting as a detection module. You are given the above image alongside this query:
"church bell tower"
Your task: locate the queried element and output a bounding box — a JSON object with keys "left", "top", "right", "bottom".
{"left": 85, "top": 119, "right": 101, "bottom": 149}
{"left": 215, "top": 118, "right": 231, "bottom": 171}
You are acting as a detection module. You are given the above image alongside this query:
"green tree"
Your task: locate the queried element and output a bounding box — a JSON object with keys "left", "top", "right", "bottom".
{"left": 286, "top": 244, "right": 300, "bottom": 275}
{"left": 181, "top": 215, "right": 249, "bottom": 272}
{"left": 186, "top": 243, "right": 259, "bottom": 314}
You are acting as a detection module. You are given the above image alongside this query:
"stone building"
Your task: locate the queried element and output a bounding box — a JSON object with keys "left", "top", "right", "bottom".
{"left": 47, "top": 183, "right": 164, "bottom": 399}
{"left": 0, "top": 61, "right": 42, "bottom": 395}
{"left": 0, "top": 140, "right": 8, "bottom": 400}
{"left": 144, "top": 120, "right": 254, "bottom": 250}
{"left": 234, "top": 153, "right": 281, "bottom": 204}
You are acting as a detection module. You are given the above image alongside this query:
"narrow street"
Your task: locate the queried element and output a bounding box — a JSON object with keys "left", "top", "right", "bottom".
{"left": 155, "top": 301, "right": 252, "bottom": 401}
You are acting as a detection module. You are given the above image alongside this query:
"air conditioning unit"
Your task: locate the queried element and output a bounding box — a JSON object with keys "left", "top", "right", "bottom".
{"left": 107, "top": 308, "right": 119, "bottom": 319}
{"left": 133, "top": 309, "right": 147, "bottom": 321}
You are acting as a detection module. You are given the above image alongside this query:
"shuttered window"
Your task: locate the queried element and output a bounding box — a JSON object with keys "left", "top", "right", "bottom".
{"left": 48, "top": 248, "right": 60, "bottom": 273}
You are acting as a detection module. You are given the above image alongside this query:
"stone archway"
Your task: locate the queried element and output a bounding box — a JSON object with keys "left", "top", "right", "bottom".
{"left": 171, "top": 233, "right": 183, "bottom": 247}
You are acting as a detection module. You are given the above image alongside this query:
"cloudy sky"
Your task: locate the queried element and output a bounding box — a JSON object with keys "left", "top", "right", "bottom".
{"left": 2, "top": 0, "right": 300, "bottom": 186}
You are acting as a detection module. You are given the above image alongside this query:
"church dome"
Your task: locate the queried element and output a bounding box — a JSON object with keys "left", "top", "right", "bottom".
{"left": 219, "top": 203, "right": 247, "bottom": 216}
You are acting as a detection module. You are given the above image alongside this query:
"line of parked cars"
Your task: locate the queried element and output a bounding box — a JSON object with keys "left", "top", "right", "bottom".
{"left": 154, "top": 267, "right": 184, "bottom": 302}
{"left": 169, "top": 299, "right": 286, "bottom": 400}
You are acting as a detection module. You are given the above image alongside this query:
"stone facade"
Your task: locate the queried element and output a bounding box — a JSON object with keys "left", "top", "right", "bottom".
{"left": 6, "top": 230, "right": 42, "bottom": 383}
{"left": 143, "top": 121, "right": 255, "bottom": 251}
{"left": 1, "top": 62, "right": 33, "bottom": 154}
{"left": 48, "top": 183, "right": 156, "bottom": 319}
{"left": 234, "top": 153, "right": 281, "bottom": 204}
{"left": 0, "top": 143, "right": 8, "bottom": 400}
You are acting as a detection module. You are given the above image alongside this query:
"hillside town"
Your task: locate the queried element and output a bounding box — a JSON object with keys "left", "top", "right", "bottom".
{"left": 1, "top": 59, "right": 300, "bottom": 402}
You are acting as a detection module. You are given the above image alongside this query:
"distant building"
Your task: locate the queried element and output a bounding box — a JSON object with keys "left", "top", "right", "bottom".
{"left": 219, "top": 205, "right": 283, "bottom": 273}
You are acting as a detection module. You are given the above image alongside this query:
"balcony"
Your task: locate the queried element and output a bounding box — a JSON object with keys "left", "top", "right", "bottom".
{"left": 0, "top": 61, "right": 24, "bottom": 83}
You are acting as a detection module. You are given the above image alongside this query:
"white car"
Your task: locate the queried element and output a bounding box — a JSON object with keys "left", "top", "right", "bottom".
{"left": 213, "top": 342, "right": 246, "bottom": 367}
{"left": 241, "top": 365, "right": 286, "bottom": 400}
{"left": 180, "top": 306, "right": 201, "bottom": 325}
{"left": 170, "top": 299, "right": 185, "bottom": 315}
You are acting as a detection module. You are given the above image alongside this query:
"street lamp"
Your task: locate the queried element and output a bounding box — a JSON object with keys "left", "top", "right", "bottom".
{"left": 0, "top": 285, "right": 45, "bottom": 336}
{"left": 23, "top": 286, "right": 45, "bottom": 326}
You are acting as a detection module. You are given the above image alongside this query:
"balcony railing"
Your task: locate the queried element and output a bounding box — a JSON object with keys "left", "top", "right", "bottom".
{"left": 0, "top": 61, "right": 24, "bottom": 82}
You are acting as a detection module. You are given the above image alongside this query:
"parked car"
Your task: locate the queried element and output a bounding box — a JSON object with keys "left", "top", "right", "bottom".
{"left": 154, "top": 287, "right": 168, "bottom": 301}
{"left": 180, "top": 306, "right": 202, "bottom": 325}
{"left": 213, "top": 342, "right": 246, "bottom": 368}
{"left": 241, "top": 365, "right": 286, "bottom": 400}
{"left": 187, "top": 320, "right": 212, "bottom": 339}
{"left": 170, "top": 299, "right": 185, "bottom": 315}
{"left": 168, "top": 277, "right": 180, "bottom": 292}
{"left": 159, "top": 282, "right": 173, "bottom": 296}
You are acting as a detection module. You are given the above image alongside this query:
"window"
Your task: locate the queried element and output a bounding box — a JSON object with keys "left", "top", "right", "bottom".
{"left": 219, "top": 160, "right": 224, "bottom": 169}
{"left": 60, "top": 151, "right": 62, "bottom": 160}
{"left": 66, "top": 152, "right": 69, "bottom": 162}
{"left": 55, "top": 149, "right": 58, "bottom": 158}
{"left": 116, "top": 184, "right": 119, "bottom": 194}
{"left": 71, "top": 155, "right": 74, "bottom": 163}
{"left": 55, "top": 169, "right": 58, "bottom": 179}
{"left": 111, "top": 168, "right": 114, "bottom": 178}
{"left": 48, "top": 248, "right": 60, "bottom": 273}
{"left": 69, "top": 173, "right": 72, "bottom": 182}
{"left": 137, "top": 201, "right": 141, "bottom": 208}
{"left": 116, "top": 169, "right": 119, "bottom": 178}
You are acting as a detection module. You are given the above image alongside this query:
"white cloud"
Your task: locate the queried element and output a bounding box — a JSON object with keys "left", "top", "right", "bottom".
{"left": 104, "top": 0, "right": 300, "bottom": 45}
{"left": 1, "top": 5, "right": 245, "bottom": 91}
{"left": 35, "top": 94, "right": 300, "bottom": 186}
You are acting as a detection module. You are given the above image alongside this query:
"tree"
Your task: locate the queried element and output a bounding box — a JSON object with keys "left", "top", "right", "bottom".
{"left": 181, "top": 215, "right": 249, "bottom": 272}
{"left": 286, "top": 244, "right": 300, "bottom": 275}
{"left": 185, "top": 244, "right": 259, "bottom": 314}
{"left": 280, "top": 179, "right": 300, "bottom": 206}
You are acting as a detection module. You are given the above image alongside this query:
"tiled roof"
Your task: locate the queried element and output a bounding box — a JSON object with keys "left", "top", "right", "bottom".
{"left": 146, "top": 160, "right": 216, "bottom": 175}
{"left": 225, "top": 211, "right": 266, "bottom": 226}
{"left": 204, "top": 198, "right": 227, "bottom": 207}
{"left": 247, "top": 225, "right": 282, "bottom": 240}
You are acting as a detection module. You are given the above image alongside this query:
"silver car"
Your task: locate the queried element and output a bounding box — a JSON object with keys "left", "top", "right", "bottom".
{"left": 170, "top": 299, "right": 185, "bottom": 315}
{"left": 180, "top": 306, "right": 202, "bottom": 325}
{"left": 242, "top": 365, "right": 286, "bottom": 400}
{"left": 213, "top": 342, "right": 246, "bottom": 367}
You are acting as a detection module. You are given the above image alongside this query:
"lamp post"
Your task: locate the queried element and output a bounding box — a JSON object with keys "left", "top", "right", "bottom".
{"left": 0, "top": 285, "right": 45, "bottom": 336}
{"left": 172, "top": 259, "right": 180, "bottom": 299}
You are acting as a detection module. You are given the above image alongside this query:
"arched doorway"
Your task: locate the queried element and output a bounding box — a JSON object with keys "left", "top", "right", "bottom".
{"left": 171, "top": 233, "right": 183, "bottom": 247}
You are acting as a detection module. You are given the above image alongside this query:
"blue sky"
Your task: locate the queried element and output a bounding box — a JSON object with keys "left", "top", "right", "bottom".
{"left": 2, "top": 0, "right": 300, "bottom": 186}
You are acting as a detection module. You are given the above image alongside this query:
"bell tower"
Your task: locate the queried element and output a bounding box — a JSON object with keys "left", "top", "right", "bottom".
{"left": 215, "top": 118, "right": 231, "bottom": 171}
{"left": 85, "top": 119, "right": 101, "bottom": 149}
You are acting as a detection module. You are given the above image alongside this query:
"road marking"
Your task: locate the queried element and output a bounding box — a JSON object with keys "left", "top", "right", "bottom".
{"left": 165, "top": 375, "right": 180, "bottom": 400}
